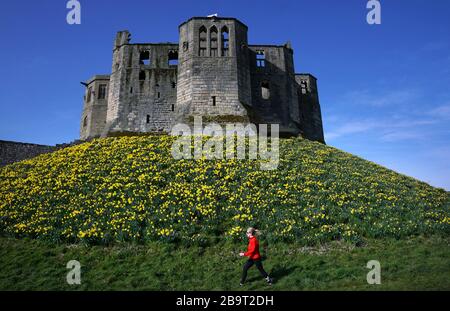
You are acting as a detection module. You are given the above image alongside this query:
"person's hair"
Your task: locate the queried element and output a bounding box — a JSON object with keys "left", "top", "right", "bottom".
{"left": 246, "top": 227, "right": 261, "bottom": 237}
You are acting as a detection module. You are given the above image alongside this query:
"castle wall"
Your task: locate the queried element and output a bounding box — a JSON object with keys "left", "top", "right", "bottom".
{"left": 0, "top": 140, "right": 55, "bottom": 167}
{"left": 106, "top": 31, "right": 130, "bottom": 127}
{"left": 248, "top": 45, "right": 300, "bottom": 135}
{"left": 295, "top": 74, "right": 325, "bottom": 143}
{"left": 176, "top": 17, "right": 250, "bottom": 125}
{"left": 106, "top": 37, "right": 178, "bottom": 134}
{"left": 80, "top": 75, "right": 109, "bottom": 140}
{"left": 235, "top": 23, "right": 252, "bottom": 111}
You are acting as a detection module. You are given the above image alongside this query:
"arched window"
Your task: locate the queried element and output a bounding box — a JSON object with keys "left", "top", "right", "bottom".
{"left": 98, "top": 84, "right": 107, "bottom": 99}
{"left": 261, "top": 81, "right": 270, "bottom": 100}
{"left": 83, "top": 116, "right": 88, "bottom": 128}
{"left": 300, "top": 80, "right": 308, "bottom": 94}
{"left": 210, "top": 26, "right": 218, "bottom": 57}
{"left": 256, "top": 50, "right": 266, "bottom": 67}
{"left": 221, "top": 26, "right": 229, "bottom": 56}
{"left": 199, "top": 26, "right": 207, "bottom": 56}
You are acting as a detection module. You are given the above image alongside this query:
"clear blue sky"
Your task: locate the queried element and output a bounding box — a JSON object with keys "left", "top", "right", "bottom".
{"left": 0, "top": 0, "right": 449, "bottom": 190}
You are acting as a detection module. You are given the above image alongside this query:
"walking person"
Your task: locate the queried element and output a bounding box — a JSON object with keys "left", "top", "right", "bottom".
{"left": 239, "top": 227, "right": 273, "bottom": 286}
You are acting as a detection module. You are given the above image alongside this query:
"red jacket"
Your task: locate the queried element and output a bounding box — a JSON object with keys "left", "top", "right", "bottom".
{"left": 244, "top": 236, "right": 261, "bottom": 260}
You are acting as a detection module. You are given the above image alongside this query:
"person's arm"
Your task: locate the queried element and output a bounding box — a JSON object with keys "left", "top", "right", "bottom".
{"left": 244, "top": 239, "right": 256, "bottom": 257}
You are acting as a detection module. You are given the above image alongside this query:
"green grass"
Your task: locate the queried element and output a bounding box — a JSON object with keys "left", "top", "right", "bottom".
{"left": 1, "top": 235, "right": 449, "bottom": 290}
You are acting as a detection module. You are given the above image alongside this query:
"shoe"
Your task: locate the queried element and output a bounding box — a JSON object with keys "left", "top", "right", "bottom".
{"left": 239, "top": 282, "right": 244, "bottom": 286}
{"left": 265, "top": 276, "right": 273, "bottom": 285}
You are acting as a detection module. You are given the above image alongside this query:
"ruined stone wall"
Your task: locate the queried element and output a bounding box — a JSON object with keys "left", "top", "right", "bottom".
{"left": 235, "top": 23, "right": 252, "bottom": 110}
{"left": 103, "top": 35, "right": 178, "bottom": 135}
{"left": 114, "top": 44, "right": 178, "bottom": 133}
{"left": 295, "top": 74, "right": 325, "bottom": 143}
{"left": 106, "top": 31, "right": 131, "bottom": 130}
{"left": 80, "top": 76, "right": 109, "bottom": 140}
{"left": 0, "top": 140, "right": 55, "bottom": 167}
{"left": 248, "top": 45, "right": 300, "bottom": 135}
{"left": 176, "top": 17, "right": 250, "bottom": 126}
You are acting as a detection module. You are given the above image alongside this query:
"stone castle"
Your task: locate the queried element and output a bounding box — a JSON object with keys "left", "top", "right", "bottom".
{"left": 80, "top": 16, "right": 325, "bottom": 143}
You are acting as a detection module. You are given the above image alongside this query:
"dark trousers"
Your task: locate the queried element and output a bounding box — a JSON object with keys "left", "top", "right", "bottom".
{"left": 241, "top": 259, "right": 269, "bottom": 283}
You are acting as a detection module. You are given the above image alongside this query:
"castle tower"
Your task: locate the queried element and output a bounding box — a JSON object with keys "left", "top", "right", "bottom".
{"left": 176, "top": 16, "right": 252, "bottom": 125}
{"left": 103, "top": 30, "right": 178, "bottom": 136}
{"left": 80, "top": 75, "right": 110, "bottom": 140}
{"left": 104, "top": 30, "right": 131, "bottom": 134}
{"left": 295, "top": 74, "right": 325, "bottom": 143}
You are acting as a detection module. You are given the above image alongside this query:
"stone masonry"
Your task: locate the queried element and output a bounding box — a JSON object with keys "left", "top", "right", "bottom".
{"left": 0, "top": 140, "right": 55, "bottom": 167}
{"left": 80, "top": 16, "right": 325, "bottom": 143}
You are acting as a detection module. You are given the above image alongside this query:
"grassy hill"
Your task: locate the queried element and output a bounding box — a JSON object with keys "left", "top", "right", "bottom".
{"left": 0, "top": 135, "right": 449, "bottom": 290}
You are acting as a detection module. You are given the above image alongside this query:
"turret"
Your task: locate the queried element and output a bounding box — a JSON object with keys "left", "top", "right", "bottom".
{"left": 80, "top": 75, "right": 110, "bottom": 140}
{"left": 176, "top": 16, "right": 252, "bottom": 125}
{"left": 104, "top": 31, "right": 132, "bottom": 133}
{"left": 295, "top": 74, "right": 325, "bottom": 143}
